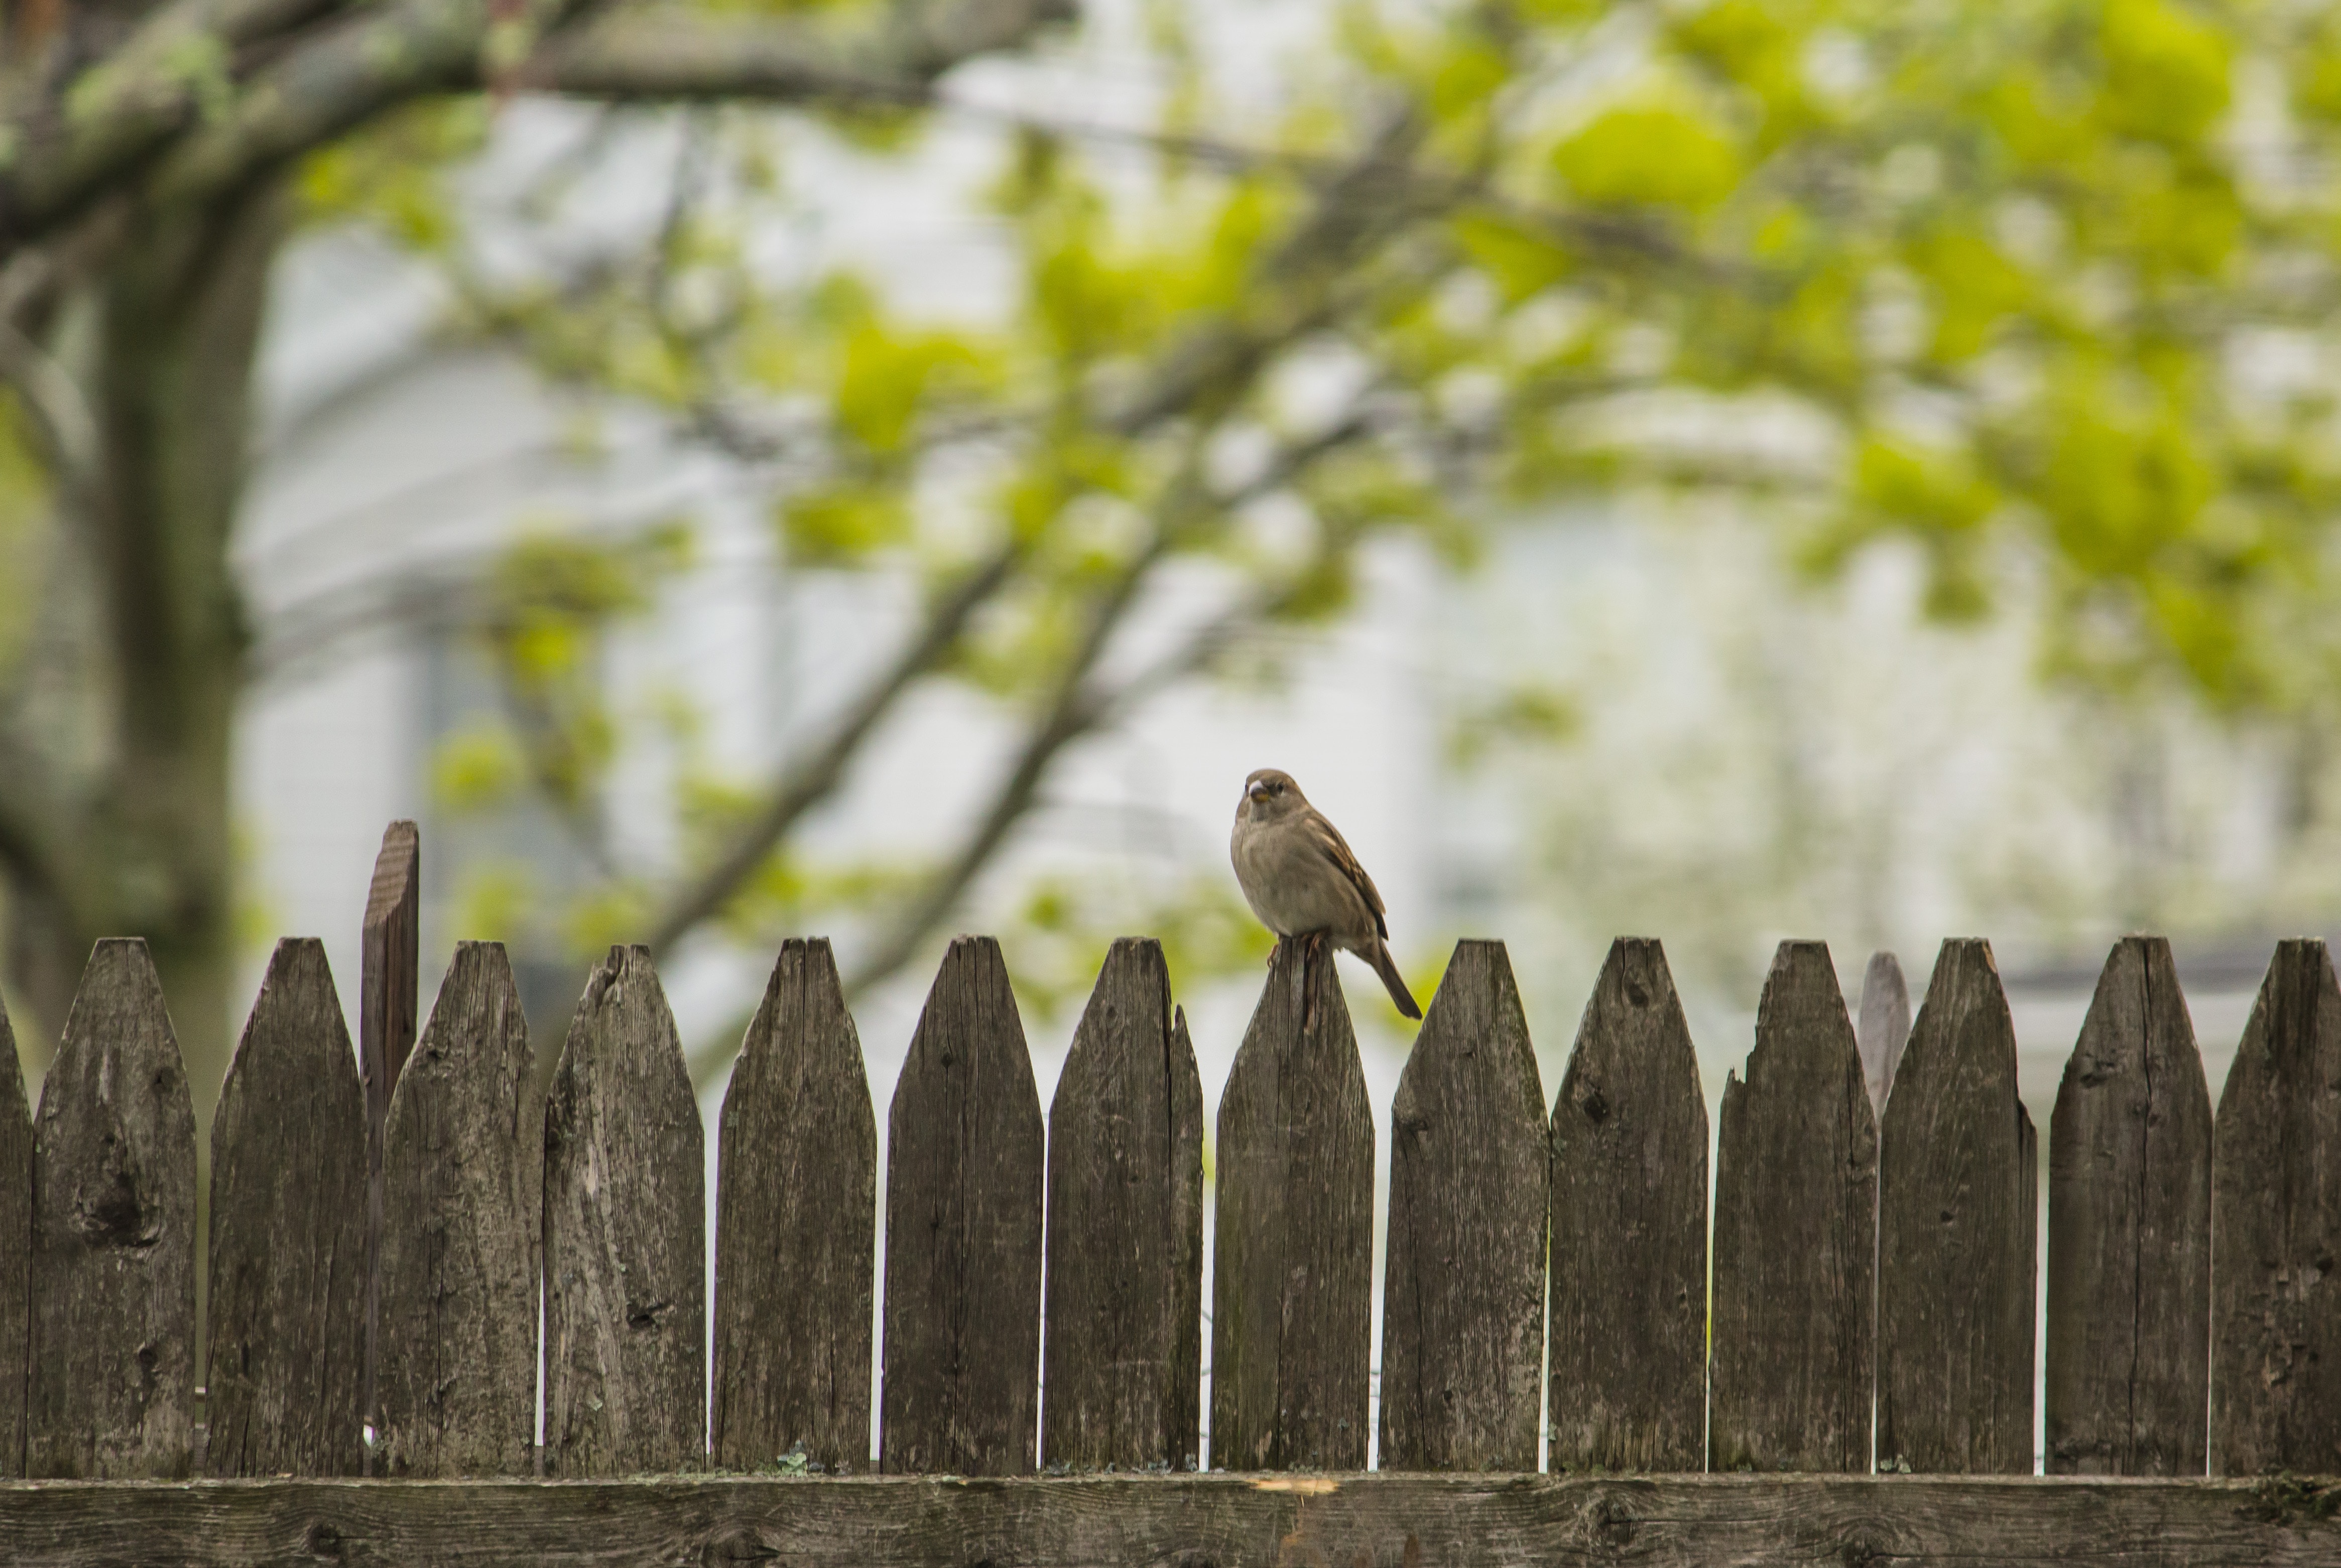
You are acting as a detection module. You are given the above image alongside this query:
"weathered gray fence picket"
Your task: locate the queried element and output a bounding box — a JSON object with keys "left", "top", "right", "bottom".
{"left": 1042, "top": 938, "right": 1204, "bottom": 1473}
{"left": 543, "top": 945, "right": 704, "bottom": 1476}
{"left": 9, "top": 813, "right": 2341, "bottom": 1568}
{"left": 27, "top": 938, "right": 197, "bottom": 1480}
{"left": 1547, "top": 937, "right": 1708, "bottom": 1473}
{"left": 2045, "top": 936, "right": 2211, "bottom": 1476}
{"left": 1211, "top": 934, "right": 1375, "bottom": 1472}
{"left": 0, "top": 990, "right": 30, "bottom": 1480}
{"left": 374, "top": 942, "right": 539, "bottom": 1478}
{"left": 880, "top": 936, "right": 1044, "bottom": 1476}
{"left": 205, "top": 938, "right": 367, "bottom": 1478}
{"left": 1710, "top": 939, "right": 1876, "bottom": 1474}
{"left": 712, "top": 938, "right": 876, "bottom": 1474}
{"left": 1377, "top": 938, "right": 1545, "bottom": 1473}
{"left": 358, "top": 820, "right": 419, "bottom": 1479}
{"left": 1877, "top": 938, "right": 2037, "bottom": 1475}
{"left": 2211, "top": 938, "right": 2341, "bottom": 1476}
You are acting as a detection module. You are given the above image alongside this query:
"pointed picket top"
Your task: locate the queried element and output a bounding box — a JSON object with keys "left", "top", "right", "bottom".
{"left": 881, "top": 936, "right": 1045, "bottom": 1476}
{"left": 2211, "top": 939, "right": 2341, "bottom": 1476}
{"left": 1877, "top": 938, "right": 2036, "bottom": 1475}
{"left": 2045, "top": 936, "right": 2210, "bottom": 1476}
{"left": 206, "top": 939, "right": 368, "bottom": 1477}
{"left": 374, "top": 941, "right": 539, "bottom": 1478}
{"left": 713, "top": 939, "right": 876, "bottom": 1474}
{"left": 1211, "top": 934, "right": 1376, "bottom": 1472}
{"left": 1711, "top": 940, "right": 1877, "bottom": 1474}
{"left": 1857, "top": 951, "right": 1911, "bottom": 1120}
{"left": 26, "top": 939, "right": 197, "bottom": 1478}
{"left": 544, "top": 946, "right": 705, "bottom": 1477}
{"left": 1043, "top": 938, "right": 1205, "bottom": 1472}
{"left": 1378, "top": 940, "right": 1546, "bottom": 1473}
{"left": 0, "top": 987, "right": 31, "bottom": 1477}
{"left": 1546, "top": 937, "right": 1708, "bottom": 1473}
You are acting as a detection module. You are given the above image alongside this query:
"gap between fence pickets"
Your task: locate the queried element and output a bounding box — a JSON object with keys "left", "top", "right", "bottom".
{"left": 8, "top": 816, "right": 2338, "bottom": 1489}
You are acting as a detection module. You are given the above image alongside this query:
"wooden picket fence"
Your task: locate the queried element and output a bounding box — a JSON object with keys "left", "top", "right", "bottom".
{"left": 0, "top": 823, "right": 2335, "bottom": 1566}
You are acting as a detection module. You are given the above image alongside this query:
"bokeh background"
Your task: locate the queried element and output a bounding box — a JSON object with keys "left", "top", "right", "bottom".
{"left": 7, "top": 0, "right": 2341, "bottom": 1464}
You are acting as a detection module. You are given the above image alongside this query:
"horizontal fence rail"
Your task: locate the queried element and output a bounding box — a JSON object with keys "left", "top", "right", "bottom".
{"left": 0, "top": 823, "right": 2337, "bottom": 1564}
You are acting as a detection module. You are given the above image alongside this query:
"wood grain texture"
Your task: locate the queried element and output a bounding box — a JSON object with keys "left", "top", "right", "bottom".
{"left": 712, "top": 940, "right": 876, "bottom": 1475}
{"left": 359, "top": 820, "right": 419, "bottom": 1474}
{"left": 2211, "top": 939, "right": 2341, "bottom": 1477}
{"left": 880, "top": 937, "right": 1045, "bottom": 1477}
{"left": 2046, "top": 937, "right": 2211, "bottom": 1477}
{"left": 1857, "top": 951, "right": 1912, "bottom": 1120}
{"left": 26, "top": 939, "right": 198, "bottom": 1479}
{"left": 543, "top": 947, "right": 705, "bottom": 1477}
{"left": 1379, "top": 939, "right": 1547, "bottom": 1473}
{"left": 205, "top": 940, "right": 367, "bottom": 1478}
{"left": 1710, "top": 939, "right": 1877, "bottom": 1474}
{"left": 1041, "top": 939, "right": 1204, "bottom": 1473}
{"left": 374, "top": 943, "right": 539, "bottom": 1479}
{"left": 1877, "top": 938, "right": 2037, "bottom": 1476}
{"left": 1211, "top": 935, "right": 1375, "bottom": 1472}
{"left": 0, "top": 1475, "right": 2333, "bottom": 1567}
{"left": 1546, "top": 938, "right": 1708, "bottom": 1474}
{"left": 0, "top": 990, "right": 31, "bottom": 1477}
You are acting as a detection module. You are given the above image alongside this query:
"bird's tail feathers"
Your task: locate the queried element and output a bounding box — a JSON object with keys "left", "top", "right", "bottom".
{"left": 1370, "top": 939, "right": 1423, "bottom": 1021}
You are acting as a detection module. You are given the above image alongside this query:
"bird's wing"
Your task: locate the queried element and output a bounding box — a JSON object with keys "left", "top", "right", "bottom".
{"left": 1305, "top": 810, "right": 1390, "bottom": 941}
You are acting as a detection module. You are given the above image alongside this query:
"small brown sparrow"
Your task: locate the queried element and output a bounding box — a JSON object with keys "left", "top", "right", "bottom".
{"left": 1229, "top": 768, "right": 1422, "bottom": 1020}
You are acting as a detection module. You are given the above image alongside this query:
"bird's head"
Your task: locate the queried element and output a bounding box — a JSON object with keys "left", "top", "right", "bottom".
{"left": 1240, "top": 768, "right": 1306, "bottom": 823}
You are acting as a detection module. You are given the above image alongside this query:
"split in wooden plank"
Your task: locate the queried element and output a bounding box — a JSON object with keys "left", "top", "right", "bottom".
{"left": 205, "top": 939, "right": 367, "bottom": 1478}
{"left": 1710, "top": 939, "right": 1877, "bottom": 1474}
{"left": 881, "top": 937, "right": 1044, "bottom": 1476}
{"left": 1877, "top": 938, "right": 2037, "bottom": 1476}
{"left": 374, "top": 942, "right": 539, "bottom": 1479}
{"left": 1547, "top": 937, "right": 1708, "bottom": 1473}
{"left": 1211, "top": 934, "right": 1375, "bottom": 1472}
{"left": 25, "top": 939, "right": 198, "bottom": 1479}
{"left": 1042, "top": 938, "right": 1204, "bottom": 1473}
{"left": 2045, "top": 936, "right": 2211, "bottom": 1477}
{"left": 1378, "top": 939, "right": 1546, "bottom": 1473}
{"left": 713, "top": 939, "right": 877, "bottom": 1475}
{"left": 2211, "top": 939, "right": 2341, "bottom": 1477}
{"left": 0, "top": 1475, "right": 2333, "bottom": 1568}
{"left": 544, "top": 946, "right": 705, "bottom": 1477}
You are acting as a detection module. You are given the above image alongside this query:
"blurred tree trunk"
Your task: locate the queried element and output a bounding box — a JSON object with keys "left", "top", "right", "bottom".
{"left": 4, "top": 183, "right": 281, "bottom": 1121}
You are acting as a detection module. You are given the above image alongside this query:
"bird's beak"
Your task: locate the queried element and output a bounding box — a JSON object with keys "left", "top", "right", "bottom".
{"left": 1247, "top": 782, "right": 1270, "bottom": 804}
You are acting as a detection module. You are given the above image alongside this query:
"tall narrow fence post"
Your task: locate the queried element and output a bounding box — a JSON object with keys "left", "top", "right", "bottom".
{"left": 359, "top": 820, "right": 419, "bottom": 1476}
{"left": 544, "top": 946, "right": 705, "bottom": 1476}
{"left": 2211, "top": 939, "right": 2341, "bottom": 1476}
{"left": 0, "top": 989, "right": 31, "bottom": 1477}
{"left": 205, "top": 939, "right": 367, "bottom": 1477}
{"left": 1710, "top": 940, "right": 1876, "bottom": 1474}
{"left": 1211, "top": 935, "right": 1375, "bottom": 1472}
{"left": 880, "top": 937, "right": 1044, "bottom": 1476}
{"left": 1546, "top": 937, "right": 1709, "bottom": 1473}
{"left": 1877, "top": 938, "right": 2036, "bottom": 1475}
{"left": 2045, "top": 936, "right": 2210, "bottom": 1476}
{"left": 1042, "top": 939, "right": 1205, "bottom": 1473}
{"left": 1378, "top": 939, "right": 1546, "bottom": 1473}
{"left": 713, "top": 939, "right": 877, "bottom": 1475}
{"left": 26, "top": 939, "right": 198, "bottom": 1479}
{"left": 374, "top": 942, "right": 539, "bottom": 1478}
